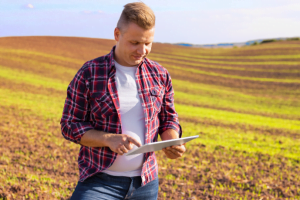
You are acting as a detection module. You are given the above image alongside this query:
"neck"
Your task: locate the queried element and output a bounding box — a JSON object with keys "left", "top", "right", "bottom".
{"left": 114, "top": 45, "right": 128, "bottom": 66}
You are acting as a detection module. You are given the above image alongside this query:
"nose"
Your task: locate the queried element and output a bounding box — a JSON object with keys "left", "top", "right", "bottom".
{"left": 137, "top": 44, "right": 146, "bottom": 55}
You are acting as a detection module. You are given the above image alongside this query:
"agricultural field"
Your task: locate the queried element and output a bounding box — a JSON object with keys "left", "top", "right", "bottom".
{"left": 0, "top": 36, "right": 299, "bottom": 200}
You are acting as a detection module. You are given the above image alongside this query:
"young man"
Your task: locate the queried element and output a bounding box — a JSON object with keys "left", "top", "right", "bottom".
{"left": 60, "top": 2, "right": 185, "bottom": 199}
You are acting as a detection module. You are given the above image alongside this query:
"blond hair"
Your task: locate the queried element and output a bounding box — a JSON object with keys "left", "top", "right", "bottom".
{"left": 117, "top": 2, "right": 155, "bottom": 31}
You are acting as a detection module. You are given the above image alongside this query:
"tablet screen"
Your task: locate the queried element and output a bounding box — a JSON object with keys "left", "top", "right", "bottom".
{"left": 126, "top": 135, "right": 199, "bottom": 156}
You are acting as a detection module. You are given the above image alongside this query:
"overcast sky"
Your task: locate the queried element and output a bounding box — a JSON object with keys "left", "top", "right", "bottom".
{"left": 0, "top": 0, "right": 299, "bottom": 44}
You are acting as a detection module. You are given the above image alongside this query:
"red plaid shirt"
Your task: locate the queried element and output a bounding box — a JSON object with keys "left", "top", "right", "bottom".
{"left": 60, "top": 46, "right": 182, "bottom": 186}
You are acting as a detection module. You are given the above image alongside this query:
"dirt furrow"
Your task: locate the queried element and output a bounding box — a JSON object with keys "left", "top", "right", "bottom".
{"left": 176, "top": 100, "right": 300, "bottom": 121}
{"left": 168, "top": 68, "right": 300, "bottom": 91}
{"left": 0, "top": 78, "right": 65, "bottom": 97}
{"left": 179, "top": 116, "right": 300, "bottom": 139}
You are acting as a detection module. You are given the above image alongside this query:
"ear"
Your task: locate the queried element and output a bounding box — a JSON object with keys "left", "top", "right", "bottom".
{"left": 114, "top": 27, "right": 120, "bottom": 42}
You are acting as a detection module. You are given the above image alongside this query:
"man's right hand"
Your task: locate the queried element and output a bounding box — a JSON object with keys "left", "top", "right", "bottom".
{"left": 80, "top": 130, "right": 142, "bottom": 155}
{"left": 106, "top": 134, "right": 142, "bottom": 155}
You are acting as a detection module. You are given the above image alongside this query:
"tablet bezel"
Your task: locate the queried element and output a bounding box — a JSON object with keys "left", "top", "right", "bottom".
{"left": 126, "top": 135, "right": 199, "bottom": 156}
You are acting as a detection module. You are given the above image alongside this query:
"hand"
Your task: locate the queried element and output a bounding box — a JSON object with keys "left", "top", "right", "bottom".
{"left": 106, "top": 134, "right": 142, "bottom": 155}
{"left": 162, "top": 144, "right": 186, "bottom": 159}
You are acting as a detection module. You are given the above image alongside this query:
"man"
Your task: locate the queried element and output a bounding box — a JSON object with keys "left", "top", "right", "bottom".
{"left": 60, "top": 2, "right": 185, "bottom": 200}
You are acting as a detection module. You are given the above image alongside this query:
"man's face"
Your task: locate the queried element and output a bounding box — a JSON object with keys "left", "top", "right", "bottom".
{"left": 114, "top": 22, "right": 155, "bottom": 66}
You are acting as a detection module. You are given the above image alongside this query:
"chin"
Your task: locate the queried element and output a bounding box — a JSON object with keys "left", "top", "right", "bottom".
{"left": 130, "top": 55, "right": 145, "bottom": 65}
{"left": 131, "top": 59, "right": 142, "bottom": 65}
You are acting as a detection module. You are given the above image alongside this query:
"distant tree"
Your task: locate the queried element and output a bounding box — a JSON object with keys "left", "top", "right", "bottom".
{"left": 260, "top": 39, "right": 277, "bottom": 44}
{"left": 287, "top": 37, "right": 300, "bottom": 41}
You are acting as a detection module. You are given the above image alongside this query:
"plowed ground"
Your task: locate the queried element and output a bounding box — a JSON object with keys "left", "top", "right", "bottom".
{"left": 0, "top": 36, "right": 299, "bottom": 200}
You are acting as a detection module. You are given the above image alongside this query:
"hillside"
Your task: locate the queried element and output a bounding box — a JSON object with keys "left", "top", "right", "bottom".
{"left": 0, "top": 36, "right": 299, "bottom": 199}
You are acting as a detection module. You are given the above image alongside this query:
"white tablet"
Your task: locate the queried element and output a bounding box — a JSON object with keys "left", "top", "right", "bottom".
{"left": 126, "top": 135, "right": 199, "bottom": 156}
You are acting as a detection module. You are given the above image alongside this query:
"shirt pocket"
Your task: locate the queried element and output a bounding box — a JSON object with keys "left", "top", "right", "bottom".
{"left": 150, "top": 86, "right": 164, "bottom": 114}
{"left": 90, "top": 92, "right": 116, "bottom": 119}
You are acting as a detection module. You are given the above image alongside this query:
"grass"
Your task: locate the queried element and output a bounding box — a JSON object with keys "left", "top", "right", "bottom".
{"left": 175, "top": 91, "right": 300, "bottom": 119}
{"left": 0, "top": 36, "right": 299, "bottom": 199}
{"left": 176, "top": 104, "right": 300, "bottom": 131}
{"left": 166, "top": 64, "right": 300, "bottom": 83}
{"left": 150, "top": 52, "right": 300, "bottom": 60}
{"left": 173, "top": 79, "right": 300, "bottom": 119}
{"left": 0, "top": 48, "right": 83, "bottom": 65}
{"left": 0, "top": 54, "right": 77, "bottom": 77}
{"left": 151, "top": 55, "right": 300, "bottom": 66}
{"left": 0, "top": 66, "right": 69, "bottom": 91}
{"left": 0, "top": 88, "right": 65, "bottom": 119}
{"left": 182, "top": 121, "right": 300, "bottom": 160}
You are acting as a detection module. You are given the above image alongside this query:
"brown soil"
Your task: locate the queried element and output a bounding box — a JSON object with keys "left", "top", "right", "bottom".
{"left": 168, "top": 68, "right": 300, "bottom": 91}
{"left": 0, "top": 36, "right": 115, "bottom": 61}
{"left": 0, "top": 106, "right": 78, "bottom": 199}
{"left": 151, "top": 41, "right": 300, "bottom": 57}
{"left": 157, "top": 143, "right": 300, "bottom": 200}
{"left": 0, "top": 56, "right": 76, "bottom": 81}
{"left": 0, "top": 106, "right": 299, "bottom": 200}
{"left": 179, "top": 116, "right": 300, "bottom": 139}
{"left": 175, "top": 99, "right": 300, "bottom": 121}
{"left": 151, "top": 51, "right": 300, "bottom": 63}
{"left": 157, "top": 60, "right": 300, "bottom": 79}
{"left": 0, "top": 36, "right": 299, "bottom": 200}
{"left": 150, "top": 54, "right": 300, "bottom": 71}
{"left": 0, "top": 78, "right": 65, "bottom": 97}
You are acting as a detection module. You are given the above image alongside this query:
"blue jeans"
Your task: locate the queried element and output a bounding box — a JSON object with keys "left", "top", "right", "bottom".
{"left": 70, "top": 172, "right": 159, "bottom": 200}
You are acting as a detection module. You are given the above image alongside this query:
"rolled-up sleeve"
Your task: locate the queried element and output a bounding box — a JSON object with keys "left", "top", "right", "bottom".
{"left": 60, "top": 65, "right": 94, "bottom": 144}
{"left": 158, "top": 71, "right": 182, "bottom": 137}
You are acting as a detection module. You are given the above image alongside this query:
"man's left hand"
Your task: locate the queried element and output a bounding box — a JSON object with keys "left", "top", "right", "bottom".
{"left": 162, "top": 144, "right": 186, "bottom": 159}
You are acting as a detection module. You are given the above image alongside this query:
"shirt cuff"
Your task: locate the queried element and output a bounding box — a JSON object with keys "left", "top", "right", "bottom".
{"left": 159, "top": 122, "right": 182, "bottom": 138}
{"left": 70, "top": 122, "right": 94, "bottom": 144}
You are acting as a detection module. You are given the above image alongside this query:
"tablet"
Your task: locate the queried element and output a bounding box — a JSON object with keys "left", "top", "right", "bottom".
{"left": 126, "top": 135, "right": 199, "bottom": 156}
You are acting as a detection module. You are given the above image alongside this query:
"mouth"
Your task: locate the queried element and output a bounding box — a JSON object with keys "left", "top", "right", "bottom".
{"left": 133, "top": 55, "right": 144, "bottom": 60}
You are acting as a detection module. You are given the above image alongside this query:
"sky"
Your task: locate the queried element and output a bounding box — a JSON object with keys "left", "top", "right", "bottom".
{"left": 0, "top": 0, "right": 300, "bottom": 44}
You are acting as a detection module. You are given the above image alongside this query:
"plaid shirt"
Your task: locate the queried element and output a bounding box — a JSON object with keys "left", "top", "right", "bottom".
{"left": 60, "top": 46, "right": 182, "bottom": 186}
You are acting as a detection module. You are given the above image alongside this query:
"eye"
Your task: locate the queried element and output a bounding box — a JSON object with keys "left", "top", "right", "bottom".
{"left": 131, "top": 42, "right": 138, "bottom": 45}
{"left": 145, "top": 43, "right": 151, "bottom": 46}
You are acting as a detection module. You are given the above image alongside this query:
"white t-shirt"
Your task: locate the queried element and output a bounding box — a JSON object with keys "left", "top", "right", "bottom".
{"left": 102, "top": 61, "right": 145, "bottom": 177}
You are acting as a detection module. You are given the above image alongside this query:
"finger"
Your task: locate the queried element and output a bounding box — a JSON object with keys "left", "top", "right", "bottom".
{"left": 170, "top": 151, "right": 182, "bottom": 157}
{"left": 170, "top": 145, "right": 186, "bottom": 153}
{"left": 124, "top": 141, "right": 133, "bottom": 150}
{"left": 164, "top": 150, "right": 178, "bottom": 159}
{"left": 170, "top": 145, "right": 180, "bottom": 148}
{"left": 166, "top": 145, "right": 181, "bottom": 151}
{"left": 169, "top": 145, "right": 183, "bottom": 150}
{"left": 166, "top": 149, "right": 177, "bottom": 155}
{"left": 121, "top": 145, "right": 128, "bottom": 153}
{"left": 170, "top": 147, "right": 184, "bottom": 155}
{"left": 167, "top": 148, "right": 183, "bottom": 157}
{"left": 117, "top": 147, "right": 124, "bottom": 155}
{"left": 127, "top": 137, "right": 142, "bottom": 147}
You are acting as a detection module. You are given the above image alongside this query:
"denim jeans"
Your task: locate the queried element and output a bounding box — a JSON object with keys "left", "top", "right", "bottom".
{"left": 70, "top": 172, "right": 159, "bottom": 200}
